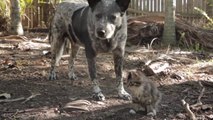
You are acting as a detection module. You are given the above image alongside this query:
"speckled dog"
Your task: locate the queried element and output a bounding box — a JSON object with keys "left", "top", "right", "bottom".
{"left": 49, "top": 0, "right": 131, "bottom": 101}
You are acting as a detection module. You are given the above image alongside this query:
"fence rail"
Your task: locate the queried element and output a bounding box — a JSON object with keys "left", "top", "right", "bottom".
{"left": 128, "top": 0, "right": 212, "bottom": 19}
{"left": 22, "top": 0, "right": 213, "bottom": 29}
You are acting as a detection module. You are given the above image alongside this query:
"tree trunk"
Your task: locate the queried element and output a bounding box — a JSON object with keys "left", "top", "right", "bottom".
{"left": 162, "top": 0, "right": 176, "bottom": 46}
{"left": 10, "top": 0, "right": 24, "bottom": 35}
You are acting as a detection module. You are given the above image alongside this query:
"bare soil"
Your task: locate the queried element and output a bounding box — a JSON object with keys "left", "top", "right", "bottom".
{"left": 0, "top": 33, "right": 213, "bottom": 120}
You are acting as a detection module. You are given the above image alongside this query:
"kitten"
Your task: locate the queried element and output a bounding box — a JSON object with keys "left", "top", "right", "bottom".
{"left": 127, "top": 69, "right": 161, "bottom": 116}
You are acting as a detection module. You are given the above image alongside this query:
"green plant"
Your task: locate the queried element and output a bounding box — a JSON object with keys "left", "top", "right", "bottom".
{"left": 194, "top": 7, "right": 213, "bottom": 30}
{"left": 20, "top": 0, "right": 34, "bottom": 15}
{"left": 0, "top": 0, "right": 10, "bottom": 31}
{"left": 0, "top": 0, "right": 10, "bottom": 17}
{"left": 0, "top": 0, "right": 33, "bottom": 16}
{"left": 194, "top": 42, "right": 203, "bottom": 52}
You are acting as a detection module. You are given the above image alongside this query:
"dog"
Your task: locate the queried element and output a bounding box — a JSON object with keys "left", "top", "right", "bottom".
{"left": 127, "top": 69, "right": 161, "bottom": 116}
{"left": 49, "top": 0, "right": 131, "bottom": 101}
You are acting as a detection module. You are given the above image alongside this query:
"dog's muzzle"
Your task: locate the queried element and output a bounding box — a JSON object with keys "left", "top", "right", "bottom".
{"left": 97, "top": 30, "right": 106, "bottom": 38}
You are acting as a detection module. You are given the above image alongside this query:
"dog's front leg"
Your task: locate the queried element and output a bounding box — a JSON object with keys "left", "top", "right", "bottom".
{"left": 86, "top": 51, "right": 105, "bottom": 101}
{"left": 113, "top": 48, "right": 131, "bottom": 100}
{"left": 68, "top": 44, "right": 80, "bottom": 80}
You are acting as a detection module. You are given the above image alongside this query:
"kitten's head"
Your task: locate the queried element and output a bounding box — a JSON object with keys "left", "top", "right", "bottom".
{"left": 127, "top": 69, "right": 147, "bottom": 88}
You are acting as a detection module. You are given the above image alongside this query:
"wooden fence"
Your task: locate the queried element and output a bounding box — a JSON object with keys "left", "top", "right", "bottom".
{"left": 128, "top": 0, "right": 213, "bottom": 22}
{"left": 22, "top": 0, "right": 57, "bottom": 29}
{"left": 23, "top": 0, "right": 213, "bottom": 29}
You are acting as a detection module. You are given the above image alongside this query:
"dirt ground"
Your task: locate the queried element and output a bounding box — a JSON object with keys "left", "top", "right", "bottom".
{"left": 0, "top": 33, "right": 213, "bottom": 120}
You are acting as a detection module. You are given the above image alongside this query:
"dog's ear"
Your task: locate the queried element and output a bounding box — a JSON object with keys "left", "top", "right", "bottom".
{"left": 116, "top": 0, "right": 130, "bottom": 12}
{"left": 87, "top": 0, "right": 101, "bottom": 10}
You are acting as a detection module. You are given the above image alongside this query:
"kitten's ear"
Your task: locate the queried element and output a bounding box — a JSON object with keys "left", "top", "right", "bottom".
{"left": 127, "top": 72, "right": 132, "bottom": 81}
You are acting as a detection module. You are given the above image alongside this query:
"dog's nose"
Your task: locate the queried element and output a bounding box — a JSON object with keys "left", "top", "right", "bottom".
{"left": 97, "top": 30, "right": 106, "bottom": 38}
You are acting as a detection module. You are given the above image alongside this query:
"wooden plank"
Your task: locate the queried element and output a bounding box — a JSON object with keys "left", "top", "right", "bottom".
{"left": 162, "top": 0, "right": 165, "bottom": 12}
{"left": 143, "top": 0, "right": 147, "bottom": 11}
{"left": 154, "top": 0, "right": 158, "bottom": 12}
{"left": 129, "top": 0, "right": 132, "bottom": 8}
{"left": 157, "top": 0, "right": 160, "bottom": 12}
{"left": 176, "top": 0, "right": 182, "bottom": 13}
{"left": 139, "top": 0, "right": 142, "bottom": 11}
{"left": 156, "top": 0, "right": 159, "bottom": 12}
{"left": 136, "top": 0, "right": 139, "bottom": 14}
{"left": 159, "top": 0, "right": 162, "bottom": 12}
{"left": 147, "top": 0, "right": 150, "bottom": 11}
{"left": 187, "top": 0, "right": 193, "bottom": 14}
{"left": 183, "top": 0, "right": 187, "bottom": 13}
{"left": 150, "top": 0, "right": 153, "bottom": 12}
{"left": 132, "top": 0, "right": 135, "bottom": 9}
{"left": 33, "top": 0, "right": 38, "bottom": 28}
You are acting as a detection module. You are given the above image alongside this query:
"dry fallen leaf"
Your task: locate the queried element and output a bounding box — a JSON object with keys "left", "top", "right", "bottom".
{"left": 0, "top": 93, "right": 11, "bottom": 99}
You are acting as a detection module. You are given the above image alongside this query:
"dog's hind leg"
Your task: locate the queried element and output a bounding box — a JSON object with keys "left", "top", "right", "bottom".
{"left": 49, "top": 33, "right": 65, "bottom": 80}
{"left": 113, "top": 48, "right": 131, "bottom": 100}
{"left": 68, "top": 43, "right": 80, "bottom": 80}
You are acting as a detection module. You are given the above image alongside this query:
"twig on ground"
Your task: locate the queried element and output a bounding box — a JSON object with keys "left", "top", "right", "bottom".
{"left": 0, "top": 92, "right": 40, "bottom": 104}
{"left": 197, "top": 81, "right": 205, "bottom": 104}
{"left": 0, "top": 35, "right": 28, "bottom": 41}
{"left": 0, "top": 97, "right": 25, "bottom": 103}
{"left": 22, "top": 93, "right": 41, "bottom": 104}
{"left": 8, "top": 110, "right": 19, "bottom": 120}
{"left": 191, "top": 81, "right": 205, "bottom": 108}
{"left": 181, "top": 99, "right": 197, "bottom": 120}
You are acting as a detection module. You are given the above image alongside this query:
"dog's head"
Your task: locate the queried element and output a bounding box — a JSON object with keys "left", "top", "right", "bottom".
{"left": 87, "top": 0, "right": 130, "bottom": 40}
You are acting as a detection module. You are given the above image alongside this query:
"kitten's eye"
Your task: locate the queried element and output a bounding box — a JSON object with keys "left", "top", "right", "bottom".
{"left": 129, "top": 82, "right": 134, "bottom": 86}
{"left": 95, "top": 14, "right": 102, "bottom": 19}
{"left": 134, "top": 81, "right": 141, "bottom": 86}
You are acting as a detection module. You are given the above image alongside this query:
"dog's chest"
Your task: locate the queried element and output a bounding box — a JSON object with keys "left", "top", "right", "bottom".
{"left": 94, "top": 39, "right": 117, "bottom": 52}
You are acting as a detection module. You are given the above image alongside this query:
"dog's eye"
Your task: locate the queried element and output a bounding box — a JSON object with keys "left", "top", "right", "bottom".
{"left": 109, "top": 15, "right": 116, "bottom": 21}
{"left": 95, "top": 14, "right": 102, "bottom": 19}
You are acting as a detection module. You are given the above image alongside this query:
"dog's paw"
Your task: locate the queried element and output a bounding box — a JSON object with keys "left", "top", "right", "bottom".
{"left": 68, "top": 73, "right": 78, "bottom": 80}
{"left": 92, "top": 92, "right": 105, "bottom": 101}
{"left": 118, "top": 90, "right": 132, "bottom": 101}
{"left": 49, "top": 71, "right": 57, "bottom": 80}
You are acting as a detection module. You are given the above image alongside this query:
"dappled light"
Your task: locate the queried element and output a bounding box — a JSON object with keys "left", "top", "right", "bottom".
{"left": 0, "top": 37, "right": 212, "bottom": 119}
{"left": 0, "top": 0, "right": 213, "bottom": 119}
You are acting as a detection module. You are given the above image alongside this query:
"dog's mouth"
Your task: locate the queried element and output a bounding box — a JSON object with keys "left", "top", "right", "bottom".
{"left": 97, "top": 36, "right": 108, "bottom": 40}
{"left": 99, "top": 39, "right": 112, "bottom": 51}
{"left": 102, "top": 39, "right": 111, "bottom": 47}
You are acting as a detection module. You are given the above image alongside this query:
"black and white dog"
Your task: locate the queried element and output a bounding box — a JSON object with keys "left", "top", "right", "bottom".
{"left": 49, "top": 0, "right": 131, "bottom": 101}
